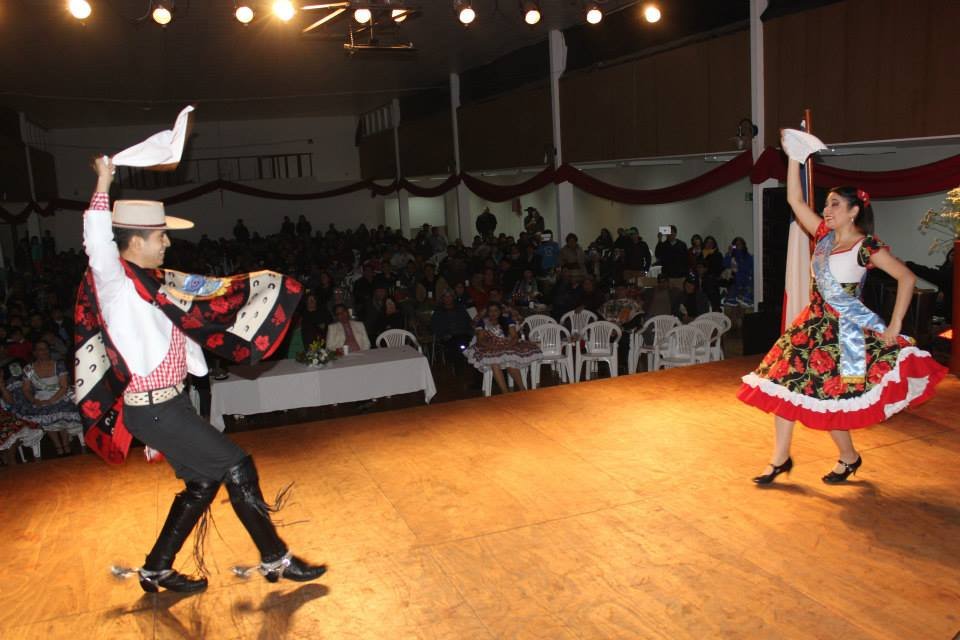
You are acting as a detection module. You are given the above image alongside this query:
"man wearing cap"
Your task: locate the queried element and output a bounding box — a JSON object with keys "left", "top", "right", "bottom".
{"left": 80, "top": 157, "right": 326, "bottom": 594}
{"left": 523, "top": 206, "right": 545, "bottom": 233}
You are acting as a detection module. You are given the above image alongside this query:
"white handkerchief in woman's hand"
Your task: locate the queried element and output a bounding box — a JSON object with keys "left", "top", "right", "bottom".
{"left": 781, "top": 128, "right": 827, "bottom": 163}
{"left": 111, "top": 105, "right": 194, "bottom": 170}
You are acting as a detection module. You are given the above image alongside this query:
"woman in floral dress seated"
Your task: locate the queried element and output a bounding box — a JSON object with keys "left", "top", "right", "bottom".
{"left": 464, "top": 303, "right": 541, "bottom": 394}
{"left": 739, "top": 144, "right": 947, "bottom": 485}
{"left": 0, "top": 366, "right": 41, "bottom": 465}
{"left": 17, "top": 340, "right": 83, "bottom": 456}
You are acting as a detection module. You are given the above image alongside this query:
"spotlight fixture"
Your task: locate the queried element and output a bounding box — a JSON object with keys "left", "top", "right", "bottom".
{"left": 454, "top": 0, "right": 475, "bottom": 25}
{"left": 235, "top": 4, "right": 255, "bottom": 24}
{"left": 353, "top": 7, "right": 372, "bottom": 23}
{"left": 522, "top": 1, "right": 540, "bottom": 25}
{"left": 68, "top": 0, "right": 92, "bottom": 20}
{"left": 585, "top": 2, "right": 602, "bottom": 24}
{"left": 272, "top": 0, "right": 296, "bottom": 22}
{"left": 643, "top": 4, "right": 661, "bottom": 23}
{"left": 151, "top": 1, "right": 173, "bottom": 25}
{"left": 391, "top": 9, "right": 408, "bottom": 23}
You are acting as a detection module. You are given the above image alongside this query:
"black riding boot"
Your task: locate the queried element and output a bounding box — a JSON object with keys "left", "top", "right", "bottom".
{"left": 224, "top": 455, "right": 326, "bottom": 583}
{"left": 140, "top": 478, "right": 220, "bottom": 593}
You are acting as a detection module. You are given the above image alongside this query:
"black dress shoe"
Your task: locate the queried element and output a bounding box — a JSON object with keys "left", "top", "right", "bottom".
{"left": 264, "top": 554, "right": 327, "bottom": 583}
{"left": 822, "top": 456, "right": 862, "bottom": 484}
{"left": 752, "top": 457, "right": 793, "bottom": 485}
{"left": 139, "top": 569, "right": 208, "bottom": 593}
{"left": 260, "top": 553, "right": 327, "bottom": 582}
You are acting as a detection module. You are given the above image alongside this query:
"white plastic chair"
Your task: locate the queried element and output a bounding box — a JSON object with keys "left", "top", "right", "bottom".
{"left": 528, "top": 324, "right": 574, "bottom": 389}
{"left": 628, "top": 314, "right": 680, "bottom": 373}
{"left": 657, "top": 325, "right": 709, "bottom": 369}
{"left": 690, "top": 317, "right": 721, "bottom": 363}
{"left": 376, "top": 329, "right": 422, "bottom": 353}
{"left": 520, "top": 314, "right": 555, "bottom": 340}
{"left": 16, "top": 429, "right": 44, "bottom": 462}
{"left": 481, "top": 366, "right": 531, "bottom": 396}
{"left": 698, "top": 311, "right": 731, "bottom": 360}
{"left": 560, "top": 309, "right": 597, "bottom": 337}
{"left": 575, "top": 321, "right": 622, "bottom": 381}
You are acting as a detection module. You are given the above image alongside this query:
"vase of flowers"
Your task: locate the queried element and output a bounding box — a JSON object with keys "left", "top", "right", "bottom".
{"left": 296, "top": 339, "right": 339, "bottom": 368}
{"left": 919, "top": 186, "right": 960, "bottom": 374}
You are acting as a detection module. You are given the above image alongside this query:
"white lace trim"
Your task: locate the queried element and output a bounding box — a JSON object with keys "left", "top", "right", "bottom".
{"left": 464, "top": 349, "right": 541, "bottom": 369}
{"left": 741, "top": 346, "right": 934, "bottom": 416}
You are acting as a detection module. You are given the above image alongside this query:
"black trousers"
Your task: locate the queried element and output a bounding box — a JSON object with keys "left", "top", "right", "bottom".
{"left": 124, "top": 393, "right": 247, "bottom": 483}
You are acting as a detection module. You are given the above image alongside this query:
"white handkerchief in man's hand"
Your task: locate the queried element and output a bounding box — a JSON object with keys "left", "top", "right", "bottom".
{"left": 111, "top": 105, "right": 194, "bottom": 170}
{"left": 781, "top": 128, "right": 827, "bottom": 163}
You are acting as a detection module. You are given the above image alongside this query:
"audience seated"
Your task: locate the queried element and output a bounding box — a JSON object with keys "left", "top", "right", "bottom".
{"left": 673, "top": 274, "right": 711, "bottom": 323}
{"left": 15, "top": 340, "right": 82, "bottom": 457}
{"left": 326, "top": 304, "right": 371, "bottom": 351}
{"left": 0, "top": 214, "right": 746, "bottom": 465}
{"left": 463, "top": 303, "right": 541, "bottom": 394}
{"left": 431, "top": 291, "right": 475, "bottom": 372}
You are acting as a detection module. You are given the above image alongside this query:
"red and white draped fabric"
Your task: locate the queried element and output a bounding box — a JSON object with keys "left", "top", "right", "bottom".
{"left": 782, "top": 221, "right": 812, "bottom": 330}
{"left": 781, "top": 140, "right": 814, "bottom": 331}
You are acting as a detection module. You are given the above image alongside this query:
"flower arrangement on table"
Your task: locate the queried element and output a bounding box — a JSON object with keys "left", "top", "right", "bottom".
{"left": 919, "top": 186, "right": 960, "bottom": 252}
{"left": 296, "top": 339, "right": 340, "bottom": 368}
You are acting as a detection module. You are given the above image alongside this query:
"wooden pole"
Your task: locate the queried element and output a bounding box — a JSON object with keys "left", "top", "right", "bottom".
{"left": 802, "top": 109, "right": 815, "bottom": 208}
{"left": 952, "top": 239, "right": 960, "bottom": 374}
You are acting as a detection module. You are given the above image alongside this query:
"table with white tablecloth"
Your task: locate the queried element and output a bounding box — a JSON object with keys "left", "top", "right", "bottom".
{"left": 210, "top": 346, "right": 436, "bottom": 429}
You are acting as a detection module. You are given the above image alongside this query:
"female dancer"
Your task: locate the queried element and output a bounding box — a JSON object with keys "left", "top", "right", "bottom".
{"left": 739, "top": 149, "right": 947, "bottom": 484}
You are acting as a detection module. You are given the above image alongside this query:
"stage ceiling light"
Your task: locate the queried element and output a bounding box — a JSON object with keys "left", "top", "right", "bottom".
{"left": 455, "top": 1, "right": 475, "bottom": 25}
{"left": 643, "top": 4, "right": 661, "bottom": 23}
{"left": 523, "top": 1, "right": 541, "bottom": 25}
{"left": 391, "top": 9, "right": 408, "bottom": 23}
{"left": 272, "top": 0, "right": 296, "bottom": 22}
{"left": 68, "top": 0, "right": 92, "bottom": 20}
{"left": 585, "top": 3, "right": 602, "bottom": 24}
{"left": 151, "top": 2, "right": 172, "bottom": 25}
{"left": 353, "top": 7, "right": 372, "bottom": 23}
{"left": 235, "top": 5, "right": 255, "bottom": 24}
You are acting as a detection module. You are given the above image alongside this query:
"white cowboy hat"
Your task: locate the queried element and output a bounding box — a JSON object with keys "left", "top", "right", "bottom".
{"left": 112, "top": 200, "right": 193, "bottom": 230}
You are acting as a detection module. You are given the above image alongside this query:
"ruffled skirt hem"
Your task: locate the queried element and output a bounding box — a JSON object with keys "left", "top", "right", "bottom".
{"left": 737, "top": 347, "right": 948, "bottom": 430}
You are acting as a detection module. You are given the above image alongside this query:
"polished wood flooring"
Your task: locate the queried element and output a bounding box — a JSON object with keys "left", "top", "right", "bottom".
{"left": 2, "top": 358, "right": 958, "bottom": 639}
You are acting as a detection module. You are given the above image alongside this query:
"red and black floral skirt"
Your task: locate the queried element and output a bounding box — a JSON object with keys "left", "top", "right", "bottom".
{"left": 738, "top": 285, "right": 947, "bottom": 430}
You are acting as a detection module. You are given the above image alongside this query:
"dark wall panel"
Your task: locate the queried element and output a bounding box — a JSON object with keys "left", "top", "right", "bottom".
{"left": 459, "top": 84, "right": 552, "bottom": 171}
{"left": 358, "top": 130, "right": 397, "bottom": 181}
{"left": 561, "top": 30, "right": 750, "bottom": 162}
{"left": 398, "top": 112, "right": 454, "bottom": 177}
{"left": 765, "top": 0, "right": 960, "bottom": 146}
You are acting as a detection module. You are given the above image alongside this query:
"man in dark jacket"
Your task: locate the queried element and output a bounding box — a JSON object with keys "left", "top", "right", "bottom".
{"left": 430, "top": 291, "right": 474, "bottom": 372}
{"left": 476, "top": 208, "right": 497, "bottom": 239}
{"left": 655, "top": 225, "right": 689, "bottom": 280}
{"left": 523, "top": 207, "right": 545, "bottom": 233}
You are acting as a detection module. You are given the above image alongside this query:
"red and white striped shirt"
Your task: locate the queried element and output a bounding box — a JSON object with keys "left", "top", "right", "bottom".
{"left": 91, "top": 191, "right": 188, "bottom": 392}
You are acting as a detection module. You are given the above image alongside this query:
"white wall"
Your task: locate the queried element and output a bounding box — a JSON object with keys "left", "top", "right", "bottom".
{"left": 571, "top": 159, "right": 753, "bottom": 249}
{"left": 23, "top": 111, "right": 960, "bottom": 270}
{"left": 39, "top": 114, "right": 384, "bottom": 249}
{"left": 382, "top": 195, "right": 446, "bottom": 234}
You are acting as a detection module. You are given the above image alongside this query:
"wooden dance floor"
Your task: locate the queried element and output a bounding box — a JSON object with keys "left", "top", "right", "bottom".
{"left": 2, "top": 357, "right": 958, "bottom": 639}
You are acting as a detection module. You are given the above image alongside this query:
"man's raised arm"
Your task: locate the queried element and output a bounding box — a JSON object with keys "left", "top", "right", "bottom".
{"left": 82, "top": 156, "right": 127, "bottom": 302}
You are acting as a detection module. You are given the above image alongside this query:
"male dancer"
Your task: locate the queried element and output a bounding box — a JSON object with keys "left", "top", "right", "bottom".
{"left": 80, "top": 156, "right": 325, "bottom": 593}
